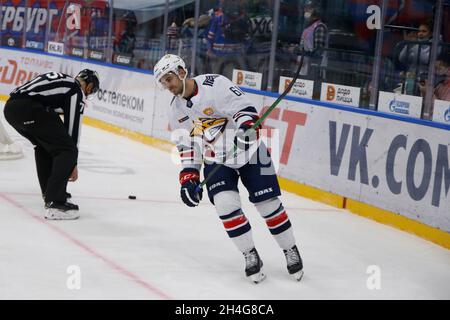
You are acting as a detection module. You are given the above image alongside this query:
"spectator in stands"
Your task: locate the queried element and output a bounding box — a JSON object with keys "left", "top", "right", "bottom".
{"left": 419, "top": 51, "right": 450, "bottom": 101}
{"left": 167, "top": 21, "right": 181, "bottom": 39}
{"left": 182, "top": 12, "right": 212, "bottom": 38}
{"left": 166, "top": 21, "right": 181, "bottom": 53}
{"left": 298, "top": 0, "right": 328, "bottom": 97}
{"left": 179, "top": 12, "right": 213, "bottom": 75}
{"left": 398, "top": 20, "right": 439, "bottom": 77}
{"left": 205, "top": 0, "right": 250, "bottom": 79}
{"left": 114, "top": 11, "right": 137, "bottom": 55}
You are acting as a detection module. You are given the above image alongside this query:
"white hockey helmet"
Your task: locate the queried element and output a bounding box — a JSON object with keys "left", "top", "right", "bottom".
{"left": 154, "top": 54, "right": 188, "bottom": 86}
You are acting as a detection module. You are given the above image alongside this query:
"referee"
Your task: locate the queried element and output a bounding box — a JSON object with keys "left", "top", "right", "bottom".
{"left": 3, "top": 69, "right": 100, "bottom": 220}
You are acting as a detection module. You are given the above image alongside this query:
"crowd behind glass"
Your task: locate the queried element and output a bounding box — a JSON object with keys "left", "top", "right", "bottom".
{"left": 0, "top": 0, "right": 449, "bottom": 120}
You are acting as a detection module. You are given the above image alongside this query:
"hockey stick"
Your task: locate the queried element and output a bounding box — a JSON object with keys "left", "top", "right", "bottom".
{"left": 195, "top": 52, "right": 305, "bottom": 194}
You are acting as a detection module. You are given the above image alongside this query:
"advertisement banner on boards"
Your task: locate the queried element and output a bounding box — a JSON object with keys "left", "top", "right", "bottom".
{"left": 255, "top": 96, "right": 450, "bottom": 232}
{"left": 279, "top": 76, "right": 314, "bottom": 99}
{"left": 232, "top": 69, "right": 262, "bottom": 90}
{"left": 378, "top": 91, "right": 423, "bottom": 118}
{"left": 113, "top": 54, "right": 133, "bottom": 66}
{"left": 71, "top": 47, "right": 85, "bottom": 57}
{"left": 62, "top": 62, "right": 156, "bottom": 136}
{"left": 26, "top": 40, "right": 45, "bottom": 50}
{"left": 433, "top": 99, "right": 450, "bottom": 125}
{"left": 320, "top": 82, "right": 361, "bottom": 107}
{"left": 47, "top": 41, "right": 65, "bottom": 55}
{"left": 0, "top": 49, "right": 57, "bottom": 92}
{"left": 0, "top": 47, "right": 156, "bottom": 137}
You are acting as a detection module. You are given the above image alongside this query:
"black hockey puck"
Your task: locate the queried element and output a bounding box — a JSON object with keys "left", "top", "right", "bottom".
{"left": 128, "top": 195, "right": 136, "bottom": 200}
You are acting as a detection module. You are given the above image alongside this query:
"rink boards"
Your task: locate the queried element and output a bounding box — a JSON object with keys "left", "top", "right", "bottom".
{"left": 0, "top": 46, "right": 449, "bottom": 248}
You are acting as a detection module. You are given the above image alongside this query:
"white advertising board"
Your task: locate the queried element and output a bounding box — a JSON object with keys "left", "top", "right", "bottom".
{"left": 320, "top": 82, "right": 361, "bottom": 107}
{"left": 0, "top": 48, "right": 158, "bottom": 138}
{"left": 80, "top": 65, "right": 156, "bottom": 136}
{"left": 0, "top": 49, "right": 58, "bottom": 92}
{"left": 47, "top": 41, "right": 64, "bottom": 55}
{"left": 433, "top": 99, "right": 450, "bottom": 125}
{"left": 257, "top": 97, "right": 450, "bottom": 232}
{"left": 378, "top": 91, "right": 423, "bottom": 118}
{"left": 279, "top": 76, "right": 314, "bottom": 99}
{"left": 232, "top": 69, "right": 262, "bottom": 90}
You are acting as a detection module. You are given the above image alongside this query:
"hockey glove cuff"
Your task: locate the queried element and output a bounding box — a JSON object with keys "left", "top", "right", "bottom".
{"left": 179, "top": 168, "right": 203, "bottom": 207}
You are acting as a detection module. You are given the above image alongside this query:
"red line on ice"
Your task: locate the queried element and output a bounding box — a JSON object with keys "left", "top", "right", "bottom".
{"left": 0, "top": 192, "right": 172, "bottom": 300}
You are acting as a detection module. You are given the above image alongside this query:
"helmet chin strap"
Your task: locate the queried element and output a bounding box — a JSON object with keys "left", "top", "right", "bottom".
{"left": 180, "top": 77, "right": 187, "bottom": 98}
{"left": 176, "top": 69, "right": 188, "bottom": 98}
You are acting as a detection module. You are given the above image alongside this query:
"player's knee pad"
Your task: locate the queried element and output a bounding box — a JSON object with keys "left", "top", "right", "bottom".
{"left": 213, "top": 190, "right": 241, "bottom": 216}
{"left": 255, "top": 197, "right": 291, "bottom": 236}
{"left": 214, "top": 191, "right": 251, "bottom": 239}
{"left": 254, "top": 197, "right": 282, "bottom": 218}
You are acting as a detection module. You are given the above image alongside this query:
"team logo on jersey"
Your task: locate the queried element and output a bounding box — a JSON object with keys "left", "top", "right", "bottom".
{"left": 190, "top": 118, "right": 228, "bottom": 142}
{"left": 203, "top": 107, "right": 214, "bottom": 116}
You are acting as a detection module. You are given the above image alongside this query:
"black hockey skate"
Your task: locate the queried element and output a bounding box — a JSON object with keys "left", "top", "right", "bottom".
{"left": 44, "top": 201, "right": 79, "bottom": 220}
{"left": 243, "top": 248, "right": 266, "bottom": 284}
{"left": 283, "top": 245, "right": 304, "bottom": 281}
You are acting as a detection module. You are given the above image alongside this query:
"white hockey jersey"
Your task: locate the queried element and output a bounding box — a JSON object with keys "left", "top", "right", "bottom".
{"left": 168, "top": 74, "right": 260, "bottom": 170}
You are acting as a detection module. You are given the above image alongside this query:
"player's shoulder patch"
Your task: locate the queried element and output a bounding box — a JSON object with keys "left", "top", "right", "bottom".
{"left": 202, "top": 74, "right": 220, "bottom": 87}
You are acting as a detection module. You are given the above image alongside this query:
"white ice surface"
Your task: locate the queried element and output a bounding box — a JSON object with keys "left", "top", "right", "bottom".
{"left": 1, "top": 102, "right": 449, "bottom": 300}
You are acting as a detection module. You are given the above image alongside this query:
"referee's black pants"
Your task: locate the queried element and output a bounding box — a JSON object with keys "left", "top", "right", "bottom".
{"left": 3, "top": 97, "right": 78, "bottom": 203}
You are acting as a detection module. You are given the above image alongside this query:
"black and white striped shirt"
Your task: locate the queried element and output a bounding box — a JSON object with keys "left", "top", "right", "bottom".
{"left": 10, "top": 71, "right": 85, "bottom": 146}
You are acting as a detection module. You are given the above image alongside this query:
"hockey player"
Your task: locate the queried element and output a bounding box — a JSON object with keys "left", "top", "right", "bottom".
{"left": 3, "top": 69, "right": 100, "bottom": 220}
{"left": 154, "top": 54, "right": 303, "bottom": 283}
